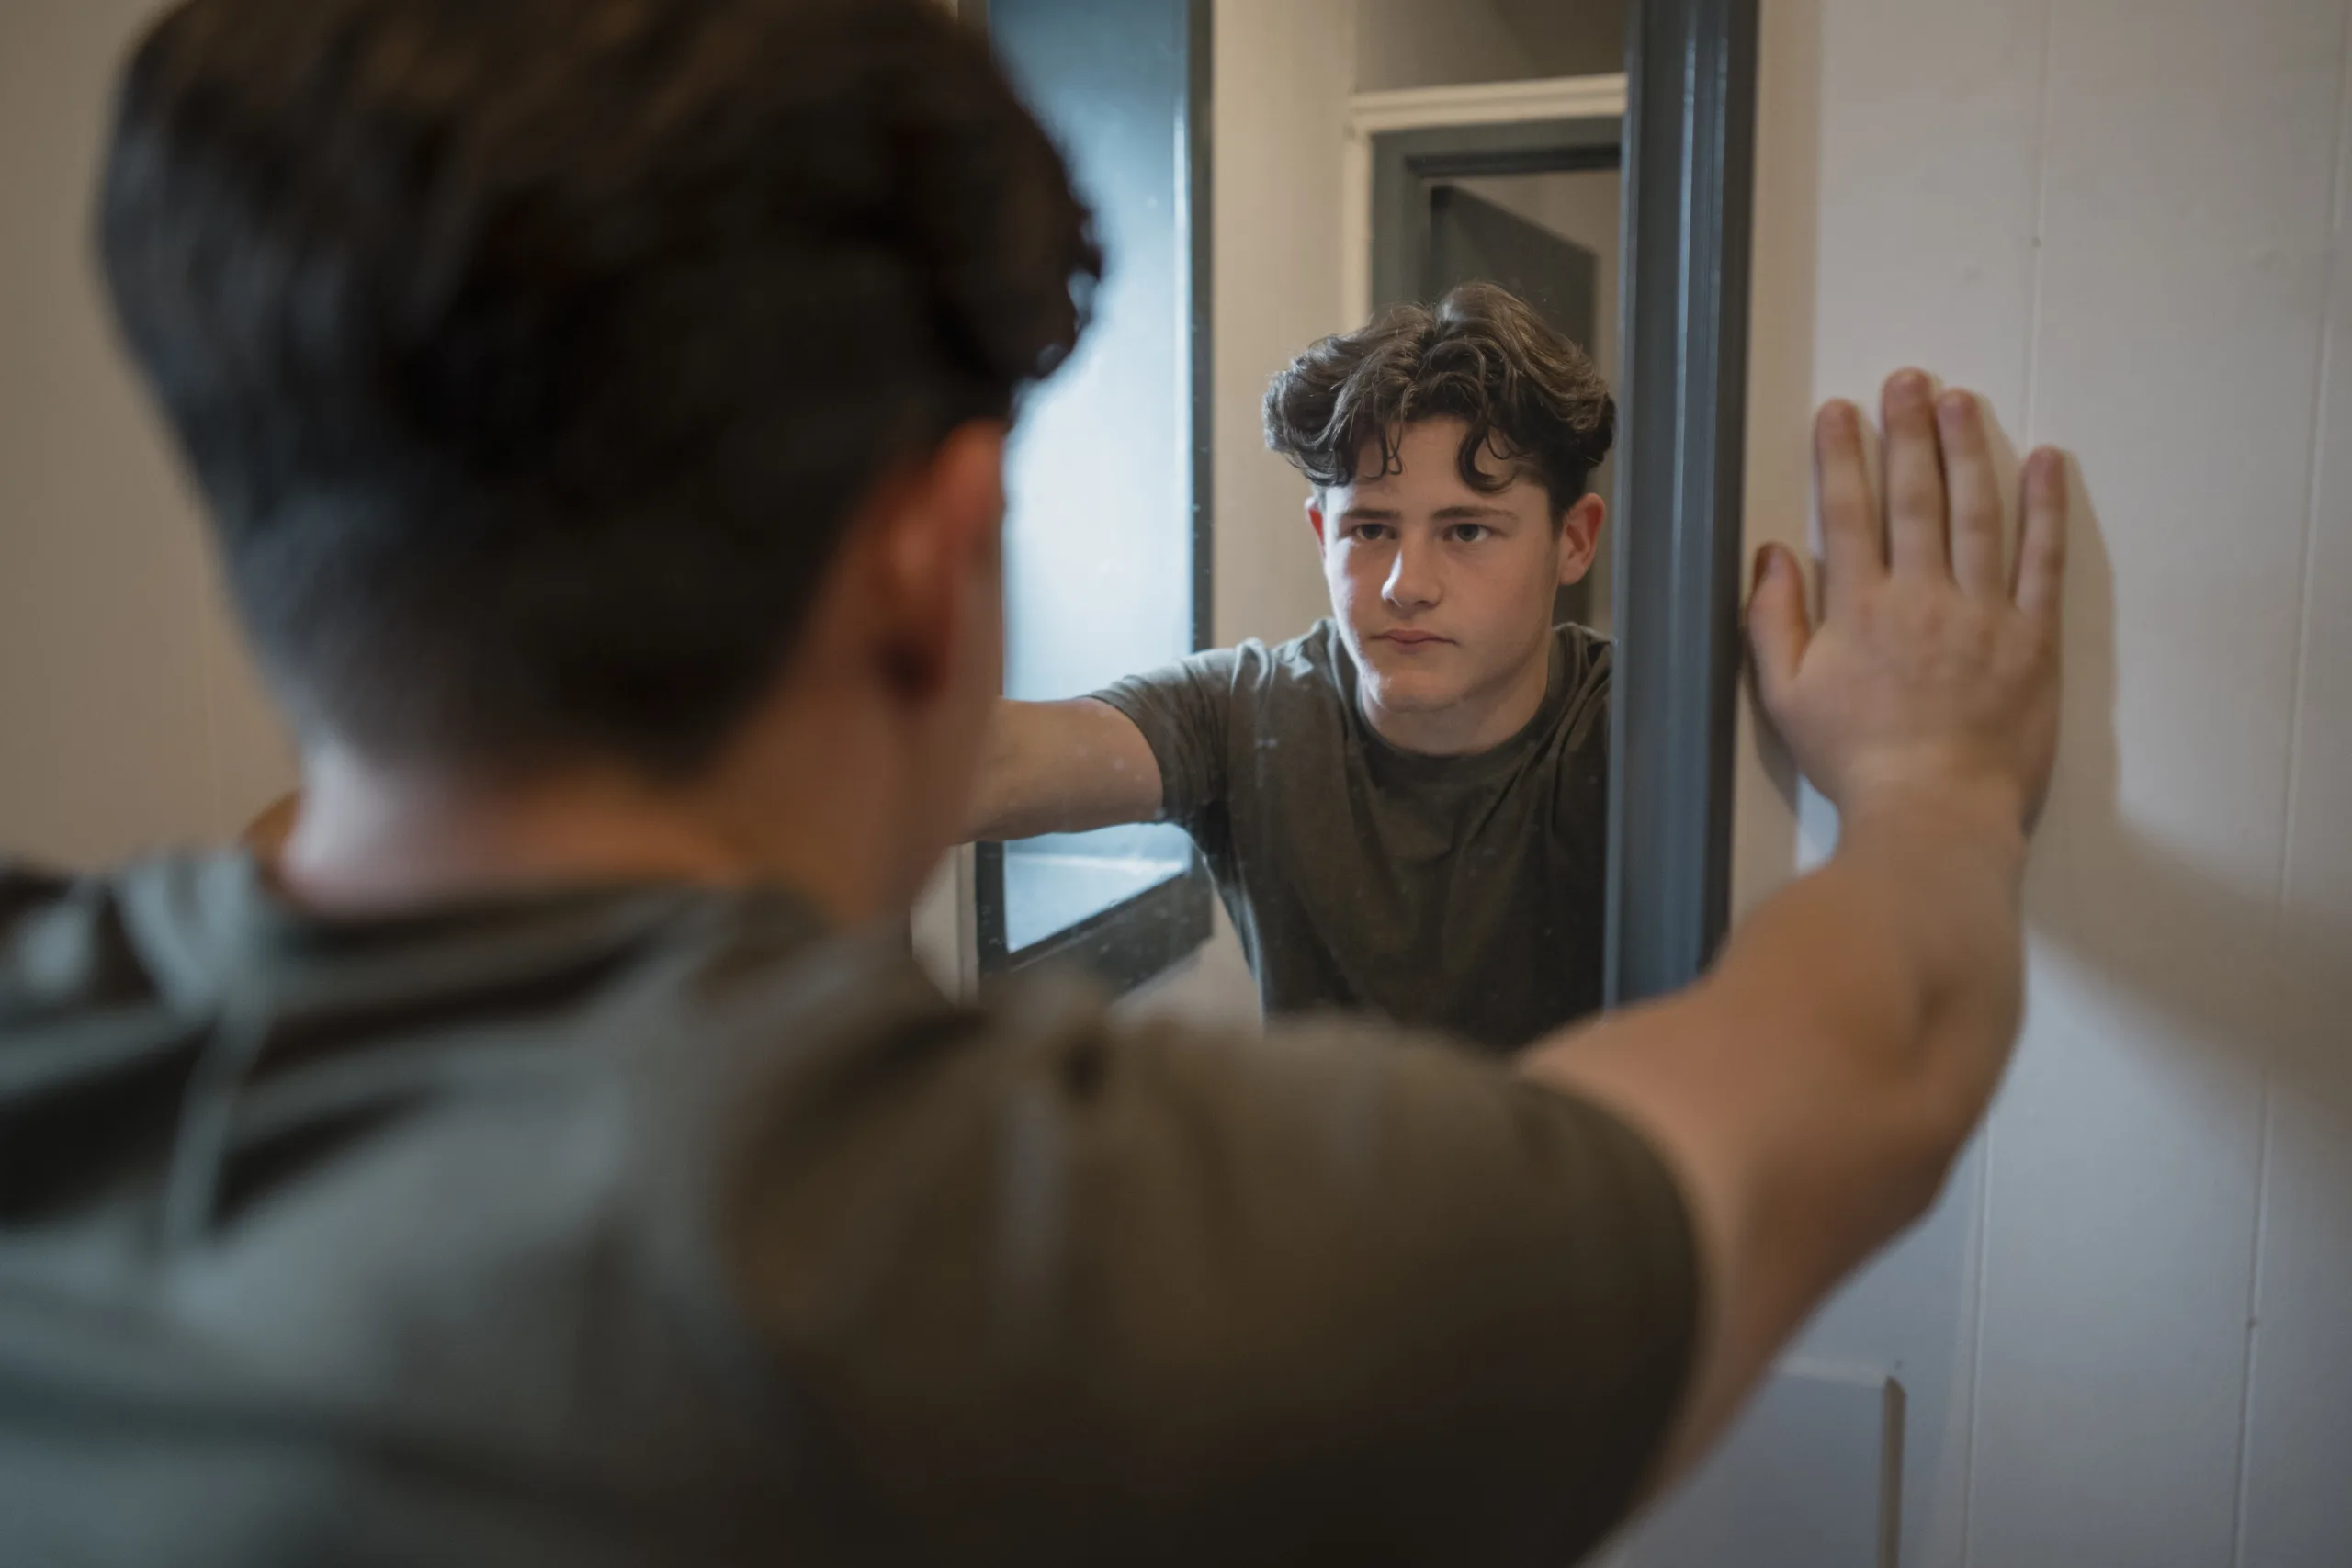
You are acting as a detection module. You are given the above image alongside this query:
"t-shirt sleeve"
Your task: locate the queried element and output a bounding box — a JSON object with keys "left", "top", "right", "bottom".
{"left": 1090, "top": 648, "right": 1244, "bottom": 829}
{"left": 707, "top": 969, "right": 1702, "bottom": 1568}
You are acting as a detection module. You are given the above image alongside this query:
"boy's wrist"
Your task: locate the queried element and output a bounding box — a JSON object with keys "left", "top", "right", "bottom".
{"left": 1838, "top": 774, "right": 2030, "bottom": 865}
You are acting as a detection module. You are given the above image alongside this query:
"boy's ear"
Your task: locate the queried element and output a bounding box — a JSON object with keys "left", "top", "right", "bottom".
{"left": 869, "top": 420, "right": 1007, "bottom": 698}
{"left": 1555, "top": 493, "right": 1606, "bottom": 586}
{"left": 1306, "top": 493, "right": 1329, "bottom": 548}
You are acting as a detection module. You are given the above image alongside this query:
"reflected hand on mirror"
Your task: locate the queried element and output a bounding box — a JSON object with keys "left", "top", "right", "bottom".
{"left": 1747, "top": 368, "right": 2067, "bottom": 840}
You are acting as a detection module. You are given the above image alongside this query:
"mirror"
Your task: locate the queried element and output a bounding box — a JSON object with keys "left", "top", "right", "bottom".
{"left": 931, "top": 0, "right": 1685, "bottom": 1055}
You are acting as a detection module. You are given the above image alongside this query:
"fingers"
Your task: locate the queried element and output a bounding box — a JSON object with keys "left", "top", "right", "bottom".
{"left": 1937, "top": 389, "right": 2007, "bottom": 597}
{"left": 2014, "top": 446, "right": 2069, "bottom": 624}
{"left": 1882, "top": 369, "right": 1950, "bottom": 579}
{"left": 1815, "top": 399, "right": 1883, "bottom": 615}
{"left": 1747, "top": 543, "right": 1812, "bottom": 712}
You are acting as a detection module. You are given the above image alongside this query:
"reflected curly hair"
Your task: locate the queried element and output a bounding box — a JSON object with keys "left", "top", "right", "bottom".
{"left": 1262, "top": 282, "right": 1613, "bottom": 516}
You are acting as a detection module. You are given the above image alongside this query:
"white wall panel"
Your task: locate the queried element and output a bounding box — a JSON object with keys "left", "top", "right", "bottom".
{"left": 1738, "top": 1, "right": 2352, "bottom": 1562}
{"left": 1967, "top": 4, "right": 2346, "bottom": 1562}
{"left": 1352, "top": 0, "right": 1601, "bottom": 94}
{"left": 1736, "top": 4, "right": 2051, "bottom": 1563}
{"left": 1209, "top": 0, "right": 1354, "bottom": 651}
{"left": 2239, "top": 21, "right": 2352, "bottom": 1559}
{"left": 1618, "top": 1364, "right": 1902, "bottom": 1568}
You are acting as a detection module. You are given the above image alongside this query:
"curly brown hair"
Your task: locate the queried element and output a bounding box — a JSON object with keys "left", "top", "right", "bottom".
{"left": 1262, "top": 282, "right": 1613, "bottom": 516}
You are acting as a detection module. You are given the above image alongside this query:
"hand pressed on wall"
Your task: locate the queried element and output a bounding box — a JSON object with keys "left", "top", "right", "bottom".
{"left": 1747, "top": 368, "right": 2068, "bottom": 841}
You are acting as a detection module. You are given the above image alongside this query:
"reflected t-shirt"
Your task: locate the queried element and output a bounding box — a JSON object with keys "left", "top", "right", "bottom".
{"left": 1095, "top": 619, "right": 1611, "bottom": 1050}
{"left": 0, "top": 853, "right": 1692, "bottom": 1568}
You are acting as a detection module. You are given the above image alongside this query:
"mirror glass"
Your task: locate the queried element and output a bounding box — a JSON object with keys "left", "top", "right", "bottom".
{"left": 987, "top": 0, "right": 1201, "bottom": 953}
{"left": 964, "top": 0, "right": 1631, "bottom": 1053}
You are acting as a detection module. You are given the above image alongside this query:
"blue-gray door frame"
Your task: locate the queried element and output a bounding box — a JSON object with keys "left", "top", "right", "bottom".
{"left": 1609, "top": 0, "right": 1758, "bottom": 1003}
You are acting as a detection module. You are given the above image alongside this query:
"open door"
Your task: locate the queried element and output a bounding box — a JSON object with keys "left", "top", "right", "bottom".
{"left": 1427, "top": 183, "right": 1600, "bottom": 353}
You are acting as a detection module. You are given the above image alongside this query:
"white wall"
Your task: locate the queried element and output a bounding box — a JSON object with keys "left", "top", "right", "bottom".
{"left": 0, "top": 0, "right": 294, "bottom": 868}
{"left": 1722, "top": 1, "right": 2352, "bottom": 1562}
{"left": 1204, "top": 0, "right": 1354, "bottom": 653}
{"left": 1354, "top": 0, "right": 1620, "bottom": 92}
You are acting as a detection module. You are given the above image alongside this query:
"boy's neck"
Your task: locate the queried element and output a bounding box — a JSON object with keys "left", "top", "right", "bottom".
{"left": 270, "top": 730, "right": 902, "bottom": 930}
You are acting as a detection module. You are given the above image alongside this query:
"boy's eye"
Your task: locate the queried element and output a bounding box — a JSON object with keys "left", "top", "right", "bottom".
{"left": 1447, "top": 523, "right": 1491, "bottom": 543}
{"left": 1349, "top": 523, "right": 1395, "bottom": 543}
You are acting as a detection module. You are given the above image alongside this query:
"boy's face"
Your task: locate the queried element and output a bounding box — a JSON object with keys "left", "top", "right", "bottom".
{"left": 1308, "top": 417, "right": 1602, "bottom": 734}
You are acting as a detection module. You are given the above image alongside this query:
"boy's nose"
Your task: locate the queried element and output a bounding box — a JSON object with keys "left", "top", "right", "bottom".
{"left": 1382, "top": 539, "right": 1441, "bottom": 611}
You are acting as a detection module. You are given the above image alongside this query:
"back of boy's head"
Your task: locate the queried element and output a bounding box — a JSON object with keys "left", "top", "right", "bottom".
{"left": 101, "top": 0, "right": 1099, "bottom": 777}
{"left": 1262, "top": 283, "right": 1614, "bottom": 520}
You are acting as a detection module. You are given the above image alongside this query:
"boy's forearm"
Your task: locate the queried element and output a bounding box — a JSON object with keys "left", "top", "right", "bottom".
{"left": 1717, "top": 792, "right": 2029, "bottom": 1152}
{"left": 1551, "top": 788, "right": 2026, "bottom": 1120}
{"left": 964, "top": 699, "right": 1164, "bottom": 842}
{"left": 965, "top": 700, "right": 1038, "bottom": 841}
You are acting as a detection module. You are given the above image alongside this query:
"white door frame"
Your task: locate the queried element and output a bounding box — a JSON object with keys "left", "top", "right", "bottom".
{"left": 1339, "top": 73, "right": 1629, "bottom": 326}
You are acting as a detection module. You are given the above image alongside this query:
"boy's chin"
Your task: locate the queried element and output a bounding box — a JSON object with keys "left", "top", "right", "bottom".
{"left": 1358, "top": 667, "right": 1468, "bottom": 714}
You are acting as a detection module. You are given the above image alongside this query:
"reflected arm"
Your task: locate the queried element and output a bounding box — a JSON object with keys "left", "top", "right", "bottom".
{"left": 965, "top": 698, "right": 1166, "bottom": 842}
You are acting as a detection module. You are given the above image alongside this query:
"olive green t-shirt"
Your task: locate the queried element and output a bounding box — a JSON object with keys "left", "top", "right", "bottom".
{"left": 0, "top": 852, "right": 1693, "bottom": 1568}
{"left": 1095, "top": 619, "right": 1612, "bottom": 1050}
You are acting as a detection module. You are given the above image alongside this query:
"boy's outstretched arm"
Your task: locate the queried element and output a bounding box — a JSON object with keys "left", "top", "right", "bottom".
{"left": 1525, "top": 369, "right": 2068, "bottom": 1485}
{"left": 964, "top": 698, "right": 1166, "bottom": 842}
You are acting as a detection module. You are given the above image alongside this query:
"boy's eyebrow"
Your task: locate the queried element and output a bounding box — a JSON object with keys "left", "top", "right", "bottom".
{"left": 1338, "top": 502, "right": 1515, "bottom": 522}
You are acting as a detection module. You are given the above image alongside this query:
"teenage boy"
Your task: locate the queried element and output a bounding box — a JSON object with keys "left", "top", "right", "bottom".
{"left": 0, "top": 2, "right": 2069, "bottom": 1564}
{"left": 969, "top": 286, "right": 1619, "bottom": 1046}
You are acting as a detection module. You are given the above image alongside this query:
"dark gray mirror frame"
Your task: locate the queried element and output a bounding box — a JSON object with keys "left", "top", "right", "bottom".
{"left": 1607, "top": 0, "right": 1758, "bottom": 1005}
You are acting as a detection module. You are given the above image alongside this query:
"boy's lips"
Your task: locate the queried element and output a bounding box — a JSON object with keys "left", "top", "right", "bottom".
{"left": 1376, "top": 629, "right": 1452, "bottom": 647}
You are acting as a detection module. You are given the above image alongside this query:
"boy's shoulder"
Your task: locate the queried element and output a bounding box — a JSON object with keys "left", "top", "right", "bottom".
{"left": 1236, "top": 616, "right": 1350, "bottom": 683}
{"left": 1555, "top": 619, "right": 1614, "bottom": 697}
{"left": 0, "top": 854, "right": 220, "bottom": 1026}
{"left": 1211, "top": 618, "right": 1356, "bottom": 723}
